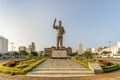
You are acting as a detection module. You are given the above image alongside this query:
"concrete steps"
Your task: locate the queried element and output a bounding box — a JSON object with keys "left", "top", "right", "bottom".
{"left": 26, "top": 59, "right": 95, "bottom": 77}
{"left": 27, "top": 68, "right": 95, "bottom": 77}
{"left": 33, "top": 68, "right": 89, "bottom": 71}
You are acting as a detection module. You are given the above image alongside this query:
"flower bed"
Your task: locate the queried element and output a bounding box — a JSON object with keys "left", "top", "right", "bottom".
{"left": 0, "top": 57, "right": 47, "bottom": 74}
{"left": 71, "top": 58, "right": 120, "bottom": 73}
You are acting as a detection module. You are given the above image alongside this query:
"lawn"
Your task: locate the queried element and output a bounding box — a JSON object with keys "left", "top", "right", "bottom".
{"left": 0, "top": 57, "right": 47, "bottom": 74}
{"left": 71, "top": 58, "right": 120, "bottom": 73}
{"left": 71, "top": 58, "right": 95, "bottom": 68}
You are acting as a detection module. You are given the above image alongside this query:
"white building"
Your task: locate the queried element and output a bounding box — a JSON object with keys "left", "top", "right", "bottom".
{"left": 92, "top": 48, "right": 98, "bottom": 53}
{"left": 0, "top": 36, "right": 8, "bottom": 54}
{"left": 76, "top": 43, "right": 83, "bottom": 54}
{"left": 101, "top": 42, "right": 120, "bottom": 56}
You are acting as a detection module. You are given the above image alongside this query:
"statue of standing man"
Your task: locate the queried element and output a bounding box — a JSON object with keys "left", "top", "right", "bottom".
{"left": 53, "top": 18, "right": 65, "bottom": 49}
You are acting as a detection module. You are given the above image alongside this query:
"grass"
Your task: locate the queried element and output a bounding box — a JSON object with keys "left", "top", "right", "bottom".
{"left": 71, "top": 58, "right": 95, "bottom": 68}
{"left": 0, "top": 57, "right": 47, "bottom": 74}
{"left": 71, "top": 57, "right": 120, "bottom": 73}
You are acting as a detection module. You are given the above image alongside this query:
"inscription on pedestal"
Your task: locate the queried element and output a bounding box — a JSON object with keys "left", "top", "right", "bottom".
{"left": 88, "top": 63, "right": 103, "bottom": 74}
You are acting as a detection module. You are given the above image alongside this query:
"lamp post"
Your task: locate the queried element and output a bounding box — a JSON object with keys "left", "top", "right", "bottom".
{"left": 108, "top": 41, "right": 111, "bottom": 58}
{"left": 13, "top": 47, "right": 16, "bottom": 51}
{"left": 0, "top": 37, "right": 3, "bottom": 57}
{"left": 10, "top": 42, "right": 14, "bottom": 57}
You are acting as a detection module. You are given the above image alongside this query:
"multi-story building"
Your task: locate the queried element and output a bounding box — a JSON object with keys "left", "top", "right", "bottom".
{"left": 92, "top": 42, "right": 120, "bottom": 58}
{"left": 0, "top": 36, "right": 8, "bottom": 54}
{"left": 19, "top": 42, "right": 36, "bottom": 53}
{"left": 101, "top": 42, "right": 120, "bottom": 56}
{"left": 76, "top": 43, "right": 83, "bottom": 54}
{"left": 18, "top": 46, "right": 27, "bottom": 52}
{"left": 28, "top": 42, "right": 36, "bottom": 53}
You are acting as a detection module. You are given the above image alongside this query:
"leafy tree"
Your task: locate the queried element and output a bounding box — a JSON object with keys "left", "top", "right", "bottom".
{"left": 117, "top": 50, "right": 120, "bottom": 55}
{"left": 83, "top": 51, "right": 93, "bottom": 59}
{"left": 101, "top": 51, "right": 111, "bottom": 58}
{"left": 4, "top": 53, "right": 10, "bottom": 56}
{"left": 101, "top": 51, "right": 111, "bottom": 55}
{"left": 19, "top": 51, "right": 28, "bottom": 56}
{"left": 13, "top": 51, "right": 19, "bottom": 57}
{"left": 69, "top": 52, "right": 77, "bottom": 56}
{"left": 31, "top": 52, "right": 38, "bottom": 56}
{"left": 0, "top": 53, "right": 2, "bottom": 57}
{"left": 26, "top": 53, "right": 34, "bottom": 59}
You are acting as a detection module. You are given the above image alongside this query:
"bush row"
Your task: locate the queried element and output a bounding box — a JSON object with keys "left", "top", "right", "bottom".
{"left": 103, "top": 64, "right": 120, "bottom": 72}
{"left": 0, "top": 58, "right": 47, "bottom": 74}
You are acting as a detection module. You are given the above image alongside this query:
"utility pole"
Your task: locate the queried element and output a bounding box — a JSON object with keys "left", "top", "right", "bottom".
{"left": 10, "top": 42, "right": 14, "bottom": 57}
{"left": 10, "top": 42, "right": 14, "bottom": 51}
{"left": 13, "top": 47, "right": 16, "bottom": 51}
{"left": 108, "top": 41, "right": 111, "bottom": 58}
{"left": 0, "top": 37, "right": 3, "bottom": 56}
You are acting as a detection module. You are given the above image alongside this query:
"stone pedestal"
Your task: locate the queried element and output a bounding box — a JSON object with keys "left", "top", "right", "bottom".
{"left": 88, "top": 63, "right": 103, "bottom": 74}
{"left": 51, "top": 49, "right": 67, "bottom": 59}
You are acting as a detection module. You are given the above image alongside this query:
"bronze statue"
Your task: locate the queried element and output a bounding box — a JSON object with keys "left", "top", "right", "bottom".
{"left": 53, "top": 18, "right": 65, "bottom": 49}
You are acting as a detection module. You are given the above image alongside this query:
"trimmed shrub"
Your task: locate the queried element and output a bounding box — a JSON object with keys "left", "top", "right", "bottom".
{"left": 98, "top": 60, "right": 112, "bottom": 66}
{"left": 16, "top": 64, "right": 29, "bottom": 68}
{"left": 103, "top": 65, "right": 120, "bottom": 72}
{"left": 0, "top": 58, "right": 47, "bottom": 74}
{"left": 6, "top": 61, "right": 16, "bottom": 67}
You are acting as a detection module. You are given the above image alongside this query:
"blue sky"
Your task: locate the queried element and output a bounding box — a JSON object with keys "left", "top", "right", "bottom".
{"left": 0, "top": 0, "right": 120, "bottom": 51}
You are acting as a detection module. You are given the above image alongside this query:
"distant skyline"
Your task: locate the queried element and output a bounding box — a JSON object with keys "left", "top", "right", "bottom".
{"left": 0, "top": 0, "right": 120, "bottom": 51}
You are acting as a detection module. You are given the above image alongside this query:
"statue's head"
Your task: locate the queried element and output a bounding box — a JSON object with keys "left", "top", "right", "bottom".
{"left": 59, "top": 21, "right": 62, "bottom": 26}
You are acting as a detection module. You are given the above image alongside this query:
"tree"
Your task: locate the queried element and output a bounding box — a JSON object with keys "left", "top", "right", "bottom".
{"left": 117, "top": 50, "right": 120, "bottom": 55}
{"left": 0, "top": 53, "right": 2, "bottom": 57}
{"left": 101, "top": 51, "right": 111, "bottom": 58}
{"left": 31, "top": 52, "right": 38, "bottom": 56}
{"left": 26, "top": 53, "right": 34, "bottom": 59}
{"left": 83, "top": 51, "right": 93, "bottom": 59}
{"left": 101, "top": 51, "right": 110, "bottom": 55}
{"left": 69, "top": 52, "right": 77, "bottom": 56}
{"left": 19, "top": 51, "right": 28, "bottom": 56}
{"left": 13, "top": 51, "right": 19, "bottom": 57}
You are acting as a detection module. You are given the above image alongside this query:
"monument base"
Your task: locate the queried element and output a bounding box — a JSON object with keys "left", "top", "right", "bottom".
{"left": 51, "top": 49, "right": 67, "bottom": 59}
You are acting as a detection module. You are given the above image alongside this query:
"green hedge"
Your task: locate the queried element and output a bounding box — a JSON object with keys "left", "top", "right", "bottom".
{"left": 102, "top": 64, "right": 120, "bottom": 72}
{"left": 102, "top": 64, "right": 117, "bottom": 69}
{"left": 0, "top": 58, "right": 47, "bottom": 74}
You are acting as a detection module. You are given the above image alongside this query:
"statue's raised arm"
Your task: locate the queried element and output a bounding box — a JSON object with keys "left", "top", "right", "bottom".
{"left": 53, "top": 18, "right": 57, "bottom": 29}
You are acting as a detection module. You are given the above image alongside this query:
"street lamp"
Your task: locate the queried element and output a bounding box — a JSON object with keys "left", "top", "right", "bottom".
{"left": 10, "top": 42, "right": 14, "bottom": 57}
{"left": 0, "top": 37, "right": 4, "bottom": 60}
{"left": 0, "top": 37, "right": 3, "bottom": 55}
{"left": 13, "top": 47, "right": 16, "bottom": 51}
{"left": 108, "top": 41, "right": 111, "bottom": 58}
{"left": 10, "top": 42, "right": 14, "bottom": 52}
